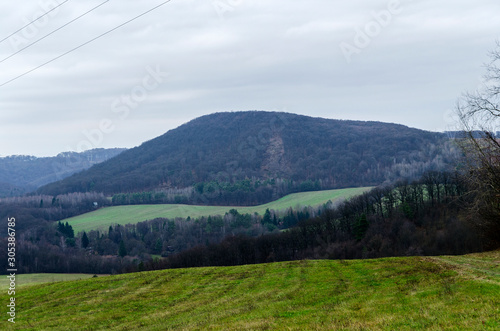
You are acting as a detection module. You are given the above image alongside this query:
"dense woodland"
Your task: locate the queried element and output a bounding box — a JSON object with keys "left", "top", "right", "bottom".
{"left": 2, "top": 47, "right": 499, "bottom": 278}
{"left": 38, "top": 112, "right": 456, "bottom": 205}
{"left": 0, "top": 171, "right": 485, "bottom": 274}
{"left": 0, "top": 148, "right": 125, "bottom": 197}
{"left": 0, "top": 192, "right": 110, "bottom": 233}
{"left": 0, "top": 111, "right": 498, "bottom": 275}
{"left": 148, "top": 171, "right": 483, "bottom": 270}
{"left": 110, "top": 178, "right": 323, "bottom": 206}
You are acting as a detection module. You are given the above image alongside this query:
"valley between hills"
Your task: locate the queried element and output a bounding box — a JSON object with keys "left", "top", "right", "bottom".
{"left": 1, "top": 111, "right": 499, "bottom": 329}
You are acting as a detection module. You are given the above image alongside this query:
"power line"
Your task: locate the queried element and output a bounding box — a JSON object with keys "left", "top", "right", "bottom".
{"left": 0, "top": 0, "right": 111, "bottom": 64}
{"left": 0, "top": 0, "right": 173, "bottom": 88}
{"left": 0, "top": 0, "right": 71, "bottom": 44}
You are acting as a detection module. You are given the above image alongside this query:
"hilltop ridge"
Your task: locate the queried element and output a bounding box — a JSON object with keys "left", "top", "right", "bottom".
{"left": 0, "top": 148, "right": 125, "bottom": 197}
{"left": 38, "top": 111, "right": 453, "bottom": 204}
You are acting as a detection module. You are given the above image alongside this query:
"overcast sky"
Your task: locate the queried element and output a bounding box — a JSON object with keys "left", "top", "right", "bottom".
{"left": 1, "top": 0, "right": 499, "bottom": 157}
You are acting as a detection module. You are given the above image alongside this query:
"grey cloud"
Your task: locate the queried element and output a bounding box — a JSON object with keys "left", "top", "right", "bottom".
{"left": 0, "top": 0, "right": 499, "bottom": 156}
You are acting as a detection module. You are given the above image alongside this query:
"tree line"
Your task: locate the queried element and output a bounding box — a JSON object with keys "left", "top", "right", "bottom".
{"left": 110, "top": 178, "right": 323, "bottom": 206}
{"left": 2, "top": 170, "right": 484, "bottom": 274}
{"left": 0, "top": 192, "right": 318, "bottom": 274}
{"left": 0, "top": 192, "right": 110, "bottom": 234}
{"left": 148, "top": 172, "right": 482, "bottom": 270}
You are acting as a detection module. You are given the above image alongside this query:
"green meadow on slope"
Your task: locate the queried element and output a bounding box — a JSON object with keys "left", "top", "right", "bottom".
{"left": 2, "top": 251, "right": 498, "bottom": 330}
{"left": 66, "top": 187, "right": 370, "bottom": 233}
{"left": 0, "top": 274, "right": 105, "bottom": 290}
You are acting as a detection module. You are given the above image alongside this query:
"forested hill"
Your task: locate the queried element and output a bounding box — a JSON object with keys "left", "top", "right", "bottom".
{"left": 0, "top": 148, "right": 125, "bottom": 197}
{"left": 38, "top": 111, "right": 453, "bottom": 200}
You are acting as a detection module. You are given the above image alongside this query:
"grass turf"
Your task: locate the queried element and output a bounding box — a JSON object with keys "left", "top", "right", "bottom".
{"left": 0, "top": 274, "right": 108, "bottom": 291}
{"left": 66, "top": 187, "right": 370, "bottom": 233}
{"left": 1, "top": 250, "right": 498, "bottom": 330}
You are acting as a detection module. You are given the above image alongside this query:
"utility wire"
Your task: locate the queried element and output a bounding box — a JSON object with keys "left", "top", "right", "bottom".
{"left": 0, "top": 0, "right": 111, "bottom": 64}
{"left": 0, "top": 0, "right": 172, "bottom": 88}
{"left": 0, "top": 0, "right": 70, "bottom": 44}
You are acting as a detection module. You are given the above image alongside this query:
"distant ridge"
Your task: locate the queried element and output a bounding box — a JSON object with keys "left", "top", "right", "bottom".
{"left": 0, "top": 148, "right": 125, "bottom": 197}
{"left": 38, "top": 111, "right": 453, "bottom": 200}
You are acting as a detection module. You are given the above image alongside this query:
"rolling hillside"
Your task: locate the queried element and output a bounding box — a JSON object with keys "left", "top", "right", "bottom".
{"left": 1, "top": 251, "right": 498, "bottom": 330}
{"left": 0, "top": 148, "right": 125, "bottom": 197}
{"left": 38, "top": 112, "right": 452, "bottom": 201}
{"left": 0, "top": 274, "right": 105, "bottom": 289}
{"left": 66, "top": 187, "right": 370, "bottom": 233}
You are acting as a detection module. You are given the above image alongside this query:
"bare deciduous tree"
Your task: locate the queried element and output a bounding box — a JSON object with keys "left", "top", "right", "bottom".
{"left": 456, "top": 41, "right": 500, "bottom": 248}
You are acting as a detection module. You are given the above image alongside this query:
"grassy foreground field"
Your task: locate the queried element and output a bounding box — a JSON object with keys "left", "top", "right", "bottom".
{"left": 66, "top": 187, "right": 370, "bottom": 233}
{"left": 0, "top": 274, "right": 105, "bottom": 290}
{"left": 1, "top": 251, "right": 498, "bottom": 330}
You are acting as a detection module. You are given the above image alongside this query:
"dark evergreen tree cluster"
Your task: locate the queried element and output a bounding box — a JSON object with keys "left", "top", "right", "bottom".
{"left": 57, "top": 221, "right": 74, "bottom": 238}
{"left": 81, "top": 232, "right": 89, "bottom": 249}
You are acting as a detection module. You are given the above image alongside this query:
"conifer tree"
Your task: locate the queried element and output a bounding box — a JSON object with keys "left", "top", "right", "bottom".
{"left": 118, "top": 240, "right": 127, "bottom": 257}
{"left": 81, "top": 232, "right": 89, "bottom": 249}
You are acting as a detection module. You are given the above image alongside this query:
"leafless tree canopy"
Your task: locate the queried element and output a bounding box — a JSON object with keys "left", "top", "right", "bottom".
{"left": 456, "top": 41, "right": 500, "bottom": 248}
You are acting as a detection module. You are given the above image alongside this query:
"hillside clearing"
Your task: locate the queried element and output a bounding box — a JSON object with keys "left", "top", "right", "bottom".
{"left": 1, "top": 251, "right": 498, "bottom": 330}
{"left": 66, "top": 187, "right": 370, "bottom": 233}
